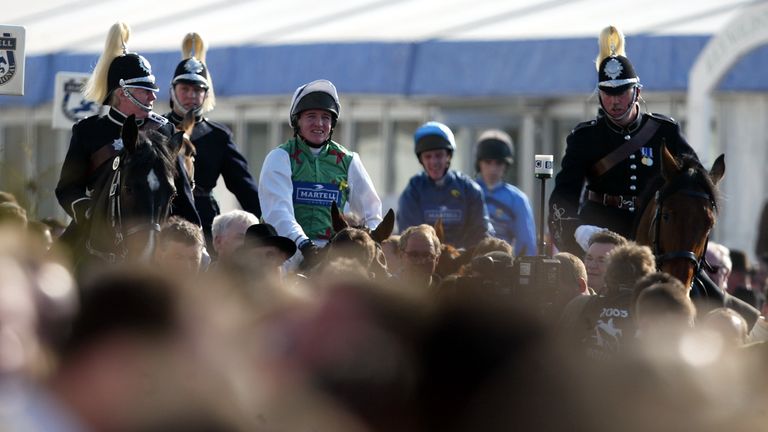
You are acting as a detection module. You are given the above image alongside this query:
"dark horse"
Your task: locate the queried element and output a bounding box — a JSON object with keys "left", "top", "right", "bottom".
{"left": 634, "top": 144, "right": 724, "bottom": 289}
{"left": 79, "top": 115, "right": 183, "bottom": 266}
{"left": 633, "top": 144, "right": 759, "bottom": 326}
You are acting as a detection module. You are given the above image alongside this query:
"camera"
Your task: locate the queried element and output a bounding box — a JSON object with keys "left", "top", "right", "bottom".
{"left": 448, "top": 253, "right": 561, "bottom": 315}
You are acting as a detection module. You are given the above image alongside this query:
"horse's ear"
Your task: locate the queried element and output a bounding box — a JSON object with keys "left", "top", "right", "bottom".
{"left": 167, "top": 131, "right": 185, "bottom": 156}
{"left": 331, "top": 201, "right": 348, "bottom": 233}
{"left": 660, "top": 142, "right": 680, "bottom": 181}
{"left": 371, "top": 209, "right": 395, "bottom": 243}
{"left": 434, "top": 217, "right": 445, "bottom": 244}
{"left": 181, "top": 109, "right": 196, "bottom": 136}
{"left": 122, "top": 114, "right": 139, "bottom": 154}
{"left": 709, "top": 153, "right": 725, "bottom": 186}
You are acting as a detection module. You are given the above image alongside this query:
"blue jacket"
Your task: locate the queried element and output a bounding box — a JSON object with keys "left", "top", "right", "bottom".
{"left": 397, "top": 170, "right": 493, "bottom": 249}
{"left": 477, "top": 178, "right": 537, "bottom": 256}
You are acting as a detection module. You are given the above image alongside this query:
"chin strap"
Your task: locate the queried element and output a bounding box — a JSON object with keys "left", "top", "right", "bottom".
{"left": 170, "top": 86, "right": 205, "bottom": 117}
{"left": 600, "top": 86, "right": 639, "bottom": 123}
{"left": 122, "top": 87, "right": 153, "bottom": 112}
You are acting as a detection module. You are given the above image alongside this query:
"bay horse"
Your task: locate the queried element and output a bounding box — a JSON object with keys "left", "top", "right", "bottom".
{"left": 317, "top": 202, "right": 395, "bottom": 278}
{"left": 634, "top": 143, "right": 724, "bottom": 290}
{"left": 81, "top": 115, "right": 184, "bottom": 265}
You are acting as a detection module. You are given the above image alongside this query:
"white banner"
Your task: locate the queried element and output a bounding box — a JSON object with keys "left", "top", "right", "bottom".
{"left": 0, "top": 25, "right": 25, "bottom": 96}
{"left": 52, "top": 72, "right": 100, "bottom": 130}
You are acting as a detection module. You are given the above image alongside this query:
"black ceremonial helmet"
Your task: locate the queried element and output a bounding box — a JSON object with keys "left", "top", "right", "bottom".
{"left": 170, "top": 32, "right": 216, "bottom": 115}
{"left": 82, "top": 22, "right": 158, "bottom": 111}
{"left": 475, "top": 129, "right": 514, "bottom": 172}
{"left": 595, "top": 25, "right": 641, "bottom": 122}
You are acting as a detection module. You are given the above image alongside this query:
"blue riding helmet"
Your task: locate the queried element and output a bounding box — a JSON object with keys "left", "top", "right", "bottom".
{"left": 414, "top": 121, "right": 456, "bottom": 158}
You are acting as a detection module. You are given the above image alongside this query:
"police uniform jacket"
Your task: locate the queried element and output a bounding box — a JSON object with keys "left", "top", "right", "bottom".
{"left": 397, "top": 170, "right": 494, "bottom": 249}
{"left": 56, "top": 108, "right": 199, "bottom": 227}
{"left": 166, "top": 112, "right": 261, "bottom": 238}
{"left": 548, "top": 111, "right": 697, "bottom": 255}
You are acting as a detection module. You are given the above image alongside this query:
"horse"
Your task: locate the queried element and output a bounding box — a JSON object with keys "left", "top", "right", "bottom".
{"left": 312, "top": 202, "right": 395, "bottom": 278}
{"left": 633, "top": 143, "right": 724, "bottom": 290}
{"left": 174, "top": 110, "right": 197, "bottom": 191}
{"left": 80, "top": 115, "right": 185, "bottom": 266}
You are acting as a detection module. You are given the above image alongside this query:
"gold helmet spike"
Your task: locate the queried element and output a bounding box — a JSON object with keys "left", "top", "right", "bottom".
{"left": 83, "top": 22, "right": 131, "bottom": 103}
{"left": 181, "top": 32, "right": 206, "bottom": 63}
{"left": 596, "top": 25, "right": 626, "bottom": 70}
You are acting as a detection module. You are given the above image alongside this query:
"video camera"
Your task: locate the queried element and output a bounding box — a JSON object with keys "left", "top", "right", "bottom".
{"left": 450, "top": 154, "right": 563, "bottom": 315}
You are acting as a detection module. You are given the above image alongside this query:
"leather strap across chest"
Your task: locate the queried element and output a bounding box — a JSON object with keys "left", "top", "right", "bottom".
{"left": 588, "top": 119, "right": 661, "bottom": 180}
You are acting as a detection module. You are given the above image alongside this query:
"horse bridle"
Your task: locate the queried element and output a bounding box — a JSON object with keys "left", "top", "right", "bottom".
{"left": 86, "top": 155, "right": 169, "bottom": 263}
{"left": 650, "top": 185, "right": 717, "bottom": 273}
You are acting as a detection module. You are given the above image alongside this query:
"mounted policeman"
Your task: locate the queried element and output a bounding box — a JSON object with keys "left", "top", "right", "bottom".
{"left": 548, "top": 25, "right": 699, "bottom": 255}
{"left": 56, "top": 22, "right": 198, "bottom": 252}
{"left": 165, "top": 32, "right": 262, "bottom": 251}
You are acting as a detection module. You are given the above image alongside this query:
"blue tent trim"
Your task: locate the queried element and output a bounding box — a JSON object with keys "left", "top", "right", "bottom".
{"left": 1, "top": 35, "right": 766, "bottom": 107}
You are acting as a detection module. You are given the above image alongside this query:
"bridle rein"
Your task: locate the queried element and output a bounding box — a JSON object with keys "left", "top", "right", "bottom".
{"left": 85, "top": 154, "right": 170, "bottom": 263}
{"left": 650, "top": 182, "right": 717, "bottom": 274}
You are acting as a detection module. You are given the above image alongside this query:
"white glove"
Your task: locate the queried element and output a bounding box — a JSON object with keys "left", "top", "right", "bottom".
{"left": 575, "top": 225, "right": 606, "bottom": 252}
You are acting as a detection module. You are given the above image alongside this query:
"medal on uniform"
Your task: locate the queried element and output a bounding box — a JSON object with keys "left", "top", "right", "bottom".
{"left": 641, "top": 147, "right": 653, "bottom": 166}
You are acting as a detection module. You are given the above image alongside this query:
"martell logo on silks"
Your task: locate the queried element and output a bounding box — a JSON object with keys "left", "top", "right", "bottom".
{"left": 293, "top": 181, "right": 342, "bottom": 207}
{"left": 62, "top": 78, "right": 97, "bottom": 122}
{"left": 0, "top": 33, "right": 18, "bottom": 86}
{"left": 424, "top": 206, "right": 462, "bottom": 224}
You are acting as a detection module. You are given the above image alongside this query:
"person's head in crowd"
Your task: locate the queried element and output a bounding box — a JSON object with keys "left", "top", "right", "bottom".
{"left": 705, "top": 242, "right": 731, "bottom": 290}
{"left": 631, "top": 272, "right": 685, "bottom": 314}
{"left": 0, "top": 190, "right": 18, "bottom": 205}
{"left": 27, "top": 220, "right": 54, "bottom": 253}
{"left": 554, "top": 252, "right": 589, "bottom": 299}
{"left": 327, "top": 228, "right": 378, "bottom": 271}
{"left": 584, "top": 229, "right": 627, "bottom": 293}
{"left": 472, "top": 236, "right": 513, "bottom": 259}
{"left": 155, "top": 217, "right": 205, "bottom": 272}
{"left": 211, "top": 210, "right": 258, "bottom": 260}
{"left": 41, "top": 217, "right": 68, "bottom": 239}
{"left": 0, "top": 202, "right": 28, "bottom": 229}
{"left": 603, "top": 242, "right": 656, "bottom": 295}
{"left": 634, "top": 282, "right": 697, "bottom": 340}
{"left": 381, "top": 235, "right": 401, "bottom": 275}
{"left": 727, "top": 249, "right": 752, "bottom": 294}
{"left": 0, "top": 256, "right": 40, "bottom": 380}
{"left": 701, "top": 307, "right": 748, "bottom": 348}
{"left": 51, "top": 269, "right": 189, "bottom": 432}
{"left": 398, "top": 224, "right": 441, "bottom": 287}
{"left": 313, "top": 257, "right": 371, "bottom": 291}
{"left": 239, "top": 223, "right": 296, "bottom": 274}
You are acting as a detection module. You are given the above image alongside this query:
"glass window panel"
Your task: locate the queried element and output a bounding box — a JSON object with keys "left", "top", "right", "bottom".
{"left": 1, "top": 125, "right": 30, "bottom": 210}
{"left": 392, "top": 121, "right": 421, "bottom": 197}
{"left": 33, "top": 125, "right": 61, "bottom": 218}
{"left": 352, "top": 122, "right": 384, "bottom": 197}
{"left": 244, "top": 122, "right": 269, "bottom": 180}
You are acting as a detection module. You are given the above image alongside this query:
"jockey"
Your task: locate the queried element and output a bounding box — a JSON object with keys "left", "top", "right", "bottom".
{"left": 165, "top": 32, "right": 261, "bottom": 250}
{"left": 474, "top": 129, "right": 537, "bottom": 256}
{"left": 259, "top": 79, "right": 382, "bottom": 265}
{"left": 397, "top": 121, "right": 493, "bottom": 249}
{"left": 56, "top": 22, "right": 198, "bottom": 248}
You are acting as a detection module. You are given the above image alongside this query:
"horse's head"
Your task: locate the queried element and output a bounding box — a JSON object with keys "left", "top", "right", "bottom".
{"left": 329, "top": 202, "right": 396, "bottom": 278}
{"left": 330, "top": 201, "right": 395, "bottom": 244}
{"left": 89, "top": 115, "right": 178, "bottom": 262}
{"left": 636, "top": 144, "right": 724, "bottom": 288}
